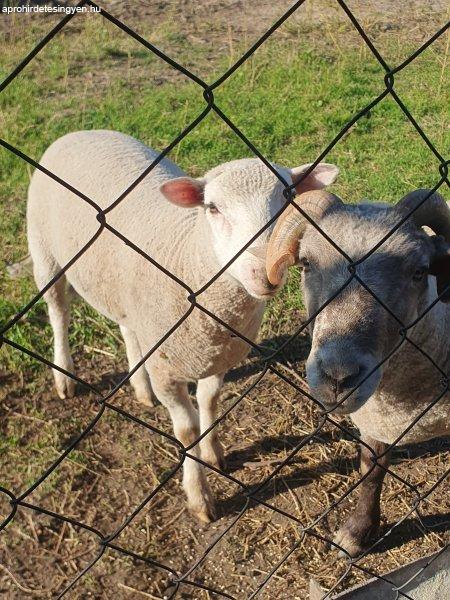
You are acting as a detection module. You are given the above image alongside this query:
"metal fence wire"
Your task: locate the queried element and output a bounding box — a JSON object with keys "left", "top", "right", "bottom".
{"left": 0, "top": 0, "right": 449, "bottom": 598}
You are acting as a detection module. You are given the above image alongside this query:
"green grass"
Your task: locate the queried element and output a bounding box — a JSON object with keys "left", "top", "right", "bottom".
{"left": 1, "top": 13, "right": 448, "bottom": 373}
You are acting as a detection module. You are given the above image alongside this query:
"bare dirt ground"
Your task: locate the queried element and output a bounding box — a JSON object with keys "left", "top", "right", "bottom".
{"left": 0, "top": 318, "right": 449, "bottom": 599}
{"left": 1, "top": 1, "right": 449, "bottom": 599}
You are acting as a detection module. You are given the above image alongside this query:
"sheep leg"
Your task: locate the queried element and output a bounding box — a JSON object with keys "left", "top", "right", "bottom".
{"left": 197, "top": 373, "right": 226, "bottom": 470}
{"left": 119, "top": 325, "right": 154, "bottom": 406}
{"left": 150, "top": 366, "right": 216, "bottom": 523}
{"left": 333, "top": 436, "right": 390, "bottom": 557}
{"left": 44, "top": 276, "right": 75, "bottom": 399}
{"left": 29, "top": 231, "right": 75, "bottom": 399}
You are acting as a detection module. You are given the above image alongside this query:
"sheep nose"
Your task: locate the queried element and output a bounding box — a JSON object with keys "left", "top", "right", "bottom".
{"left": 265, "top": 280, "right": 277, "bottom": 292}
{"left": 319, "top": 360, "right": 361, "bottom": 396}
{"left": 248, "top": 266, "right": 278, "bottom": 294}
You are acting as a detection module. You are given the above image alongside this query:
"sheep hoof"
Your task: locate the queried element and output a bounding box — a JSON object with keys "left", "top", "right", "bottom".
{"left": 54, "top": 373, "right": 76, "bottom": 400}
{"left": 189, "top": 488, "right": 218, "bottom": 524}
{"left": 333, "top": 527, "right": 364, "bottom": 558}
{"left": 333, "top": 516, "right": 378, "bottom": 558}
{"left": 190, "top": 500, "right": 217, "bottom": 524}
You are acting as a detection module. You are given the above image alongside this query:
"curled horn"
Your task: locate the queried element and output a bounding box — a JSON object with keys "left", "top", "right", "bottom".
{"left": 266, "top": 189, "right": 343, "bottom": 286}
{"left": 396, "top": 189, "right": 450, "bottom": 242}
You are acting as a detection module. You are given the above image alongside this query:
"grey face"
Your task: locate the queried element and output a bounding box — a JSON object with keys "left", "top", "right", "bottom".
{"left": 302, "top": 204, "right": 438, "bottom": 414}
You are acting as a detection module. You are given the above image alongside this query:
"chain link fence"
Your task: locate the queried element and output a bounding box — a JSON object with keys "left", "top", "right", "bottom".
{"left": 0, "top": 0, "right": 449, "bottom": 598}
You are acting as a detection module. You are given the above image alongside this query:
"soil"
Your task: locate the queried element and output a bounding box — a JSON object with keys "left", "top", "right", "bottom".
{"left": 0, "top": 324, "right": 448, "bottom": 599}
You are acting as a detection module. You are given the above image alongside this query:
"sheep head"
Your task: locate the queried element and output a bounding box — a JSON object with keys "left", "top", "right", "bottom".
{"left": 266, "top": 188, "right": 450, "bottom": 413}
{"left": 160, "top": 159, "right": 339, "bottom": 300}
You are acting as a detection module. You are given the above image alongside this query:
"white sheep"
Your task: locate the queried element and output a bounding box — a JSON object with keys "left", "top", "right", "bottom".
{"left": 27, "top": 129, "right": 339, "bottom": 521}
{"left": 266, "top": 188, "right": 450, "bottom": 555}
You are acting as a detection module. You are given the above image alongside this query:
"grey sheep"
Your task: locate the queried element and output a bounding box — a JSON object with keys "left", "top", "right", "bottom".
{"left": 266, "top": 187, "right": 450, "bottom": 555}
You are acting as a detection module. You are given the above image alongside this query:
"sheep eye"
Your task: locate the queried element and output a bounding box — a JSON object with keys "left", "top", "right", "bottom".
{"left": 299, "top": 257, "right": 311, "bottom": 271}
{"left": 207, "top": 203, "right": 219, "bottom": 214}
{"left": 413, "top": 266, "right": 428, "bottom": 281}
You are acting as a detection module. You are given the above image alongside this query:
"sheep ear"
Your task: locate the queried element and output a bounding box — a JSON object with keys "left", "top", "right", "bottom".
{"left": 160, "top": 177, "right": 205, "bottom": 207}
{"left": 430, "top": 236, "right": 450, "bottom": 302}
{"left": 290, "top": 163, "right": 339, "bottom": 194}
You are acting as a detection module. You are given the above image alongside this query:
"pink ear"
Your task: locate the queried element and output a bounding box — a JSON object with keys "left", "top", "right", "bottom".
{"left": 160, "top": 177, "right": 204, "bottom": 207}
{"left": 291, "top": 163, "right": 339, "bottom": 194}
